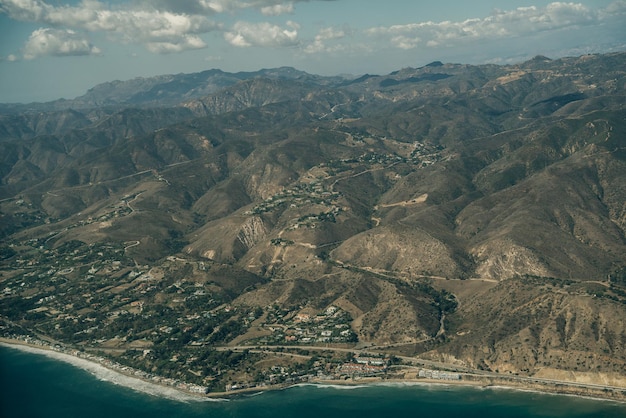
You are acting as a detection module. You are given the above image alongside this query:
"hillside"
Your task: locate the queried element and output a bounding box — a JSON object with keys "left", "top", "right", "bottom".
{"left": 1, "top": 52, "right": 626, "bottom": 390}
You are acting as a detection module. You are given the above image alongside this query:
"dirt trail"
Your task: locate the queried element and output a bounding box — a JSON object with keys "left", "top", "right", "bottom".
{"left": 378, "top": 193, "right": 428, "bottom": 208}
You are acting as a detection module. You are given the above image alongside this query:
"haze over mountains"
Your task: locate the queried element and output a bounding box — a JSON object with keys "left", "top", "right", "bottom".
{"left": 1, "top": 52, "right": 626, "bottom": 383}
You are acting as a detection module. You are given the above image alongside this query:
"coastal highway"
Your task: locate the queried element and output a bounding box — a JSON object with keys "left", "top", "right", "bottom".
{"left": 216, "top": 345, "right": 626, "bottom": 395}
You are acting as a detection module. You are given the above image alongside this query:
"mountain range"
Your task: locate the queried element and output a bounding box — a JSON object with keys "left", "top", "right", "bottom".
{"left": 1, "top": 52, "right": 625, "bottom": 385}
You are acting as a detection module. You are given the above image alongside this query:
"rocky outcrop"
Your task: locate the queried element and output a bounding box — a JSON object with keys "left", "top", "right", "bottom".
{"left": 237, "top": 216, "right": 267, "bottom": 250}
{"left": 472, "top": 239, "right": 552, "bottom": 280}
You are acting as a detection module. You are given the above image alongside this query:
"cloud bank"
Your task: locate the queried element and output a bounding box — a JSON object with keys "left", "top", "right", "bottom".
{"left": 0, "top": 0, "right": 219, "bottom": 57}
{"left": 224, "top": 21, "right": 299, "bottom": 47}
{"left": 131, "top": 0, "right": 329, "bottom": 15}
{"left": 1, "top": 0, "right": 625, "bottom": 60}
{"left": 23, "top": 27, "right": 101, "bottom": 59}
{"left": 366, "top": 2, "right": 626, "bottom": 50}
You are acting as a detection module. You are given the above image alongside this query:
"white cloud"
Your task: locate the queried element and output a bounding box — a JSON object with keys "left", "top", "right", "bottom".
{"left": 390, "top": 35, "right": 420, "bottom": 50}
{"left": 0, "top": 0, "right": 217, "bottom": 53}
{"left": 2, "top": 0, "right": 622, "bottom": 62}
{"left": 22, "top": 27, "right": 101, "bottom": 59}
{"left": 145, "top": 0, "right": 230, "bottom": 14}
{"left": 1, "top": 53, "right": 20, "bottom": 62}
{"left": 0, "top": 0, "right": 328, "bottom": 54}
{"left": 601, "top": 0, "right": 626, "bottom": 15}
{"left": 303, "top": 26, "right": 345, "bottom": 53}
{"left": 366, "top": 2, "right": 622, "bottom": 50}
{"left": 145, "top": 35, "right": 207, "bottom": 54}
{"left": 138, "top": 0, "right": 330, "bottom": 15}
{"left": 316, "top": 27, "right": 345, "bottom": 41}
{"left": 261, "top": 3, "right": 294, "bottom": 16}
{"left": 224, "top": 20, "right": 299, "bottom": 47}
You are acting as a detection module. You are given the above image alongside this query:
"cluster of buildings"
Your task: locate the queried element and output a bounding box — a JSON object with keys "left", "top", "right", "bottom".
{"left": 418, "top": 369, "right": 461, "bottom": 380}
{"left": 338, "top": 355, "right": 389, "bottom": 376}
{"left": 245, "top": 180, "right": 341, "bottom": 217}
{"left": 338, "top": 362, "right": 386, "bottom": 376}
{"left": 259, "top": 306, "right": 357, "bottom": 345}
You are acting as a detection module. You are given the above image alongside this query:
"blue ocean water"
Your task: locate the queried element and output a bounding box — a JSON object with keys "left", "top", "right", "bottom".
{"left": 1, "top": 346, "right": 625, "bottom": 418}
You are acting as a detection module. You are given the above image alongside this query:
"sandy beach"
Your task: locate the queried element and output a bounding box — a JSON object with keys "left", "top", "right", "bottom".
{"left": 0, "top": 340, "right": 213, "bottom": 402}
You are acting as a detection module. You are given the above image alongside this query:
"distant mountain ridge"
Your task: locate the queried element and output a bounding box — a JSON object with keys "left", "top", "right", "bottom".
{"left": 0, "top": 66, "right": 348, "bottom": 114}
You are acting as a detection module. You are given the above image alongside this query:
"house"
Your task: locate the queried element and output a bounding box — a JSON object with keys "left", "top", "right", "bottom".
{"left": 418, "top": 369, "right": 461, "bottom": 380}
{"left": 338, "top": 363, "right": 386, "bottom": 375}
{"left": 294, "top": 313, "right": 312, "bottom": 323}
{"left": 355, "top": 356, "right": 386, "bottom": 366}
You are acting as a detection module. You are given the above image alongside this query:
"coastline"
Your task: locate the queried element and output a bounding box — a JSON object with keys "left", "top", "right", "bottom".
{"left": 0, "top": 339, "right": 211, "bottom": 402}
{"left": 299, "top": 376, "right": 626, "bottom": 404}
{"left": 2, "top": 338, "right": 625, "bottom": 403}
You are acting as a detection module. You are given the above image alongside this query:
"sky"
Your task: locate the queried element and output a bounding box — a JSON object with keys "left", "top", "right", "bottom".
{"left": 0, "top": 0, "right": 625, "bottom": 103}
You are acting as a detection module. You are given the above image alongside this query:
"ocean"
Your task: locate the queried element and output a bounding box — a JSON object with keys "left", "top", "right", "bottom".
{"left": 1, "top": 346, "right": 625, "bottom": 418}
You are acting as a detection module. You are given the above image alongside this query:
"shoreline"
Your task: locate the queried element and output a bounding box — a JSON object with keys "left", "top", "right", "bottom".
{"left": 2, "top": 338, "right": 625, "bottom": 404}
{"left": 0, "top": 339, "right": 213, "bottom": 402}
{"left": 297, "top": 377, "right": 626, "bottom": 404}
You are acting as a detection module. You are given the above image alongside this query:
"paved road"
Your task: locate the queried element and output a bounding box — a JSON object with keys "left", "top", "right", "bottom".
{"left": 216, "top": 344, "right": 626, "bottom": 393}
